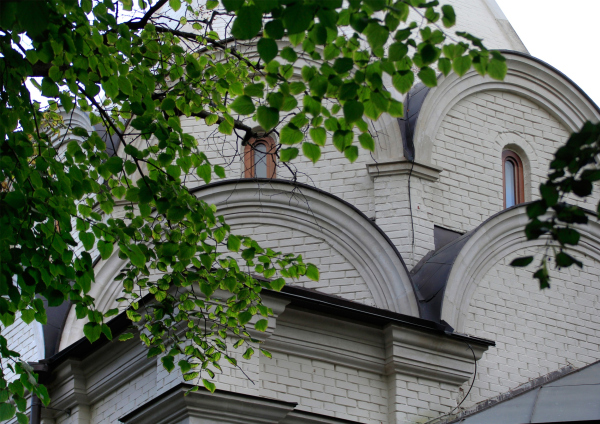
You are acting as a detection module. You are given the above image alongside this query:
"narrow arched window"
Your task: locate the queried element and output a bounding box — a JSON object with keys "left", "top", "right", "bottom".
{"left": 244, "top": 136, "right": 276, "bottom": 178}
{"left": 503, "top": 150, "right": 524, "bottom": 208}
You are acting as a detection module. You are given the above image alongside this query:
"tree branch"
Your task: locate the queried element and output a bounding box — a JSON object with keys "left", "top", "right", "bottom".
{"left": 125, "top": 0, "right": 170, "bottom": 30}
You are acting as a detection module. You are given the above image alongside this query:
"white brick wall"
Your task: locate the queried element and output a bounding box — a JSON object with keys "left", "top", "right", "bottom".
{"left": 460, "top": 248, "right": 600, "bottom": 407}
{"left": 260, "top": 352, "right": 388, "bottom": 423}
{"left": 388, "top": 375, "right": 461, "bottom": 423}
{"left": 179, "top": 116, "right": 376, "bottom": 219}
{"left": 425, "top": 90, "right": 600, "bottom": 235}
{"left": 1, "top": 316, "right": 42, "bottom": 382}
{"left": 231, "top": 223, "right": 376, "bottom": 305}
{"left": 90, "top": 366, "right": 157, "bottom": 423}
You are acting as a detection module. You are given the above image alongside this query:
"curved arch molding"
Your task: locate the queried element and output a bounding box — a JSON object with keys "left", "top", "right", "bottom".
{"left": 59, "top": 180, "right": 419, "bottom": 349}
{"left": 193, "top": 181, "right": 418, "bottom": 315}
{"left": 442, "top": 205, "right": 600, "bottom": 332}
{"left": 413, "top": 51, "right": 600, "bottom": 165}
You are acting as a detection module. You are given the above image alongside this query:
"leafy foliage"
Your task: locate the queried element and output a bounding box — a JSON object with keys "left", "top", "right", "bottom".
{"left": 521, "top": 122, "right": 600, "bottom": 289}
{"left": 0, "top": 0, "right": 508, "bottom": 419}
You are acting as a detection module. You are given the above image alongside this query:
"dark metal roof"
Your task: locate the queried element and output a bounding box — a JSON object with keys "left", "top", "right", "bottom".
{"left": 411, "top": 231, "right": 474, "bottom": 323}
{"left": 398, "top": 83, "right": 431, "bottom": 162}
{"left": 37, "top": 284, "right": 494, "bottom": 374}
{"left": 94, "top": 123, "right": 122, "bottom": 157}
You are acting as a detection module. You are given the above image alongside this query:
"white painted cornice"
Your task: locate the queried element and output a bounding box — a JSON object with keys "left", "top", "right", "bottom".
{"left": 264, "top": 308, "right": 385, "bottom": 374}
{"left": 119, "top": 385, "right": 296, "bottom": 424}
{"left": 366, "top": 159, "right": 442, "bottom": 182}
{"left": 384, "top": 325, "right": 486, "bottom": 385}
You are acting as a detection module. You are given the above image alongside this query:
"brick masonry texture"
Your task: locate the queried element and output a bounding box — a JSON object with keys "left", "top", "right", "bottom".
{"left": 459, "top": 248, "right": 600, "bottom": 408}
{"left": 425, "top": 91, "right": 600, "bottom": 235}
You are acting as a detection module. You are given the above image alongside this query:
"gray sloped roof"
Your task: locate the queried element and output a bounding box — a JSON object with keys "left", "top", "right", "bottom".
{"left": 455, "top": 360, "right": 600, "bottom": 423}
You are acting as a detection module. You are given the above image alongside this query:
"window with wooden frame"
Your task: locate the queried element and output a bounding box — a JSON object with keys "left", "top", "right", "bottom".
{"left": 244, "top": 136, "right": 277, "bottom": 179}
{"left": 503, "top": 150, "right": 524, "bottom": 208}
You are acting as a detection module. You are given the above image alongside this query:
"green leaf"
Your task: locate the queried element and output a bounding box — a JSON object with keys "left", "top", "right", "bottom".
{"left": 343, "top": 100, "right": 364, "bottom": 123}
{"left": 283, "top": 3, "right": 314, "bottom": 35}
{"left": 231, "top": 6, "right": 262, "bottom": 40}
{"left": 161, "top": 356, "right": 175, "bottom": 372}
{"left": 438, "top": 58, "right": 452, "bottom": 76}
{"left": 4, "top": 191, "right": 26, "bottom": 210}
{"left": 41, "top": 77, "right": 59, "bottom": 98}
{"left": 257, "top": 38, "right": 278, "bottom": 63}
{"left": 265, "top": 19, "right": 285, "bottom": 39}
{"left": 358, "top": 133, "right": 375, "bottom": 152}
{"left": 363, "top": 23, "right": 389, "bottom": 52}
{"left": 452, "top": 55, "right": 472, "bottom": 77}
{"left": 280, "top": 46, "right": 297, "bottom": 62}
{"left": 83, "top": 322, "right": 102, "bottom": 343}
{"left": 79, "top": 232, "right": 95, "bottom": 251}
{"left": 280, "top": 148, "right": 299, "bottom": 162}
{"left": 227, "top": 235, "right": 241, "bottom": 252}
{"left": 128, "top": 244, "right": 147, "bottom": 268}
{"left": 344, "top": 146, "right": 359, "bottom": 163}
{"left": 244, "top": 83, "right": 265, "bottom": 98}
{"left": 197, "top": 163, "right": 211, "bottom": 184}
{"left": 418, "top": 67, "right": 438, "bottom": 87}
{"left": 280, "top": 125, "right": 304, "bottom": 145}
{"left": 557, "top": 228, "right": 580, "bottom": 246}
{"left": 556, "top": 251, "right": 583, "bottom": 268}
{"left": 0, "top": 403, "right": 16, "bottom": 421}
{"left": 255, "top": 319, "right": 269, "bottom": 332}
{"left": 306, "top": 264, "right": 319, "bottom": 281}
{"left": 205, "top": 114, "right": 219, "bottom": 125}
{"left": 392, "top": 71, "right": 414, "bottom": 94}
{"left": 214, "top": 165, "right": 226, "bottom": 178}
{"left": 16, "top": 412, "right": 28, "bottom": 424}
{"left": 309, "top": 127, "right": 326, "bottom": 146}
{"left": 161, "top": 97, "right": 176, "bottom": 111}
{"left": 230, "top": 95, "right": 255, "bottom": 115}
{"left": 302, "top": 143, "right": 321, "bottom": 164}
{"left": 169, "top": 0, "right": 181, "bottom": 12}
{"left": 202, "top": 379, "right": 216, "bottom": 393}
{"left": 256, "top": 106, "right": 279, "bottom": 131}
{"left": 333, "top": 57, "right": 353, "bottom": 74}
{"left": 389, "top": 42, "right": 408, "bottom": 61}
{"left": 106, "top": 156, "right": 123, "bottom": 175}
{"left": 21, "top": 309, "right": 35, "bottom": 324}
{"left": 222, "top": 0, "right": 243, "bottom": 12}
{"left": 441, "top": 5, "right": 456, "bottom": 27}
{"left": 488, "top": 55, "right": 507, "bottom": 80}
{"left": 118, "top": 333, "right": 135, "bottom": 341}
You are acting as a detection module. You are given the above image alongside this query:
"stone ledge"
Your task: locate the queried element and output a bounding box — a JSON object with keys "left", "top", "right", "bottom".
{"left": 384, "top": 325, "right": 488, "bottom": 385}
{"left": 366, "top": 160, "right": 443, "bottom": 182}
{"left": 119, "top": 384, "right": 362, "bottom": 424}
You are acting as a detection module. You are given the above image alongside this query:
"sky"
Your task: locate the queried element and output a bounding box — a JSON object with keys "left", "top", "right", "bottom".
{"left": 494, "top": 0, "right": 600, "bottom": 107}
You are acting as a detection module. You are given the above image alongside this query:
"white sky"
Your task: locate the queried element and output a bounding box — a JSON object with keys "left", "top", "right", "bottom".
{"left": 495, "top": 0, "right": 600, "bottom": 108}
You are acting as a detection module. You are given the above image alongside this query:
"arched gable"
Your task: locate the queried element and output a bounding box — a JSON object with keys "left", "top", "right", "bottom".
{"left": 193, "top": 181, "right": 418, "bottom": 315}
{"left": 60, "top": 180, "right": 419, "bottom": 348}
{"left": 413, "top": 51, "right": 600, "bottom": 165}
{"left": 442, "top": 205, "right": 600, "bottom": 331}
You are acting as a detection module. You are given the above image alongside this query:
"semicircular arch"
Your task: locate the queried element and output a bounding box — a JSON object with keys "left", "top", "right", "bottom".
{"left": 413, "top": 51, "right": 600, "bottom": 165}
{"left": 442, "top": 205, "right": 600, "bottom": 332}
{"left": 59, "top": 180, "right": 419, "bottom": 349}
{"left": 192, "top": 180, "right": 418, "bottom": 315}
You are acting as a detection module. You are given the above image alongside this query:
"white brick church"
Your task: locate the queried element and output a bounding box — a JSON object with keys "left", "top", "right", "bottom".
{"left": 6, "top": 0, "right": 600, "bottom": 422}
